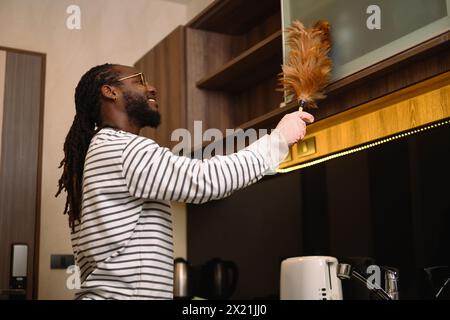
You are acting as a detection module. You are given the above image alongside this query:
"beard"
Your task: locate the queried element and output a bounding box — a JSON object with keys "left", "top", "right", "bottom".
{"left": 123, "top": 92, "right": 161, "bottom": 128}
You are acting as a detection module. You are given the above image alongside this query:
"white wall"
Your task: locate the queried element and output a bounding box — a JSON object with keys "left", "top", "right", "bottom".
{"left": 0, "top": 0, "right": 211, "bottom": 300}
{"left": 186, "top": 0, "right": 215, "bottom": 20}
{"left": 160, "top": 0, "right": 214, "bottom": 20}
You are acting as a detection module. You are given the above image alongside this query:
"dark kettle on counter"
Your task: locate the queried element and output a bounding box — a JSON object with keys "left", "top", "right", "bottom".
{"left": 198, "top": 258, "right": 239, "bottom": 300}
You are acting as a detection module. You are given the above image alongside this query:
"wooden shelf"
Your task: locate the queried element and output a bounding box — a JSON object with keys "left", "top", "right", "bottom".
{"left": 196, "top": 30, "right": 283, "bottom": 91}
{"left": 235, "top": 31, "right": 450, "bottom": 132}
{"left": 191, "top": 31, "right": 450, "bottom": 155}
{"left": 187, "top": 0, "right": 280, "bottom": 35}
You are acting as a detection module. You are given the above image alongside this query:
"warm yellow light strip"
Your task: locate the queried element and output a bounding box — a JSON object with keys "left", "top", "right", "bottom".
{"left": 277, "top": 119, "right": 450, "bottom": 173}
{"left": 277, "top": 72, "right": 450, "bottom": 172}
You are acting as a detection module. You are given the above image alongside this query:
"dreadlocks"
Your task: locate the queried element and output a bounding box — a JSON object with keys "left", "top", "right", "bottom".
{"left": 56, "top": 63, "right": 121, "bottom": 229}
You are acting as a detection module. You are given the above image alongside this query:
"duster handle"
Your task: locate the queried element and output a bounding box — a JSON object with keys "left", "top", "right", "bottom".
{"left": 298, "top": 100, "right": 306, "bottom": 112}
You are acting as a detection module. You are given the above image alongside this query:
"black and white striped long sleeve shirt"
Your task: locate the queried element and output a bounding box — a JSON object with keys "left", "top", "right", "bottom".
{"left": 71, "top": 127, "right": 288, "bottom": 300}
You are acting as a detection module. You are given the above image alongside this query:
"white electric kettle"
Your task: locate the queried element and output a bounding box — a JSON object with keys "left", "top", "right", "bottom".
{"left": 280, "top": 256, "right": 343, "bottom": 300}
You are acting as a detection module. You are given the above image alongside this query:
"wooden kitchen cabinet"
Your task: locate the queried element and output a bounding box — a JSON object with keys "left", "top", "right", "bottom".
{"left": 135, "top": 0, "right": 284, "bottom": 150}
{"left": 135, "top": 0, "right": 450, "bottom": 154}
{"left": 186, "top": 0, "right": 284, "bottom": 135}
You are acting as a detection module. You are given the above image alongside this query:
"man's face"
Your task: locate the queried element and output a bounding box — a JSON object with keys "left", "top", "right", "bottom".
{"left": 116, "top": 66, "right": 161, "bottom": 128}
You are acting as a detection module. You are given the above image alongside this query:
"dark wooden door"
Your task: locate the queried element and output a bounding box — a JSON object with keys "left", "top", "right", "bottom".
{"left": 0, "top": 48, "right": 45, "bottom": 300}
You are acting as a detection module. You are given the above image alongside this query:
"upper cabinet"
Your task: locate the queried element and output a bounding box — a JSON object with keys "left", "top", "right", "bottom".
{"left": 283, "top": 0, "right": 450, "bottom": 82}
{"left": 185, "top": 0, "right": 284, "bottom": 137}
{"left": 279, "top": 0, "right": 450, "bottom": 169}
{"left": 135, "top": 0, "right": 449, "bottom": 152}
{"left": 278, "top": 0, "right": 449, "bottom": 125}
{"left": 187, "top": 0, "right": 280, "bottom": 35}
{"left": 135, "top": 0, "right": 285, "bottom": 149}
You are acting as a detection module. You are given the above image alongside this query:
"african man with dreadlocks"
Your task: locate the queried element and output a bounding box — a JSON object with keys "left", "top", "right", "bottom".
{"left": 56, "top": 64, "right": 314, "bottom": 300}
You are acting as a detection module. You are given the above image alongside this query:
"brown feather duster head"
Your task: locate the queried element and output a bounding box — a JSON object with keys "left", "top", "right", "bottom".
{"left": 280, "top": 20, "right": 332, "bottom": 109}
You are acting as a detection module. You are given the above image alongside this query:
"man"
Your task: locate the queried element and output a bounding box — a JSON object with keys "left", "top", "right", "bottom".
{"left": 56, "top": 63, "right": 314, "bottom": 300}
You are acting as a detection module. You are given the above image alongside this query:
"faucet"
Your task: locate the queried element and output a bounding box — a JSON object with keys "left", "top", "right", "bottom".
{"left": 382, "top": 267, "right": 399, "bottom": 300}
{"left": 337, "top": 263, "right": 399, "bottom": 300}
{"left": 423, "top": 266, "right": 450, "bottom": 299}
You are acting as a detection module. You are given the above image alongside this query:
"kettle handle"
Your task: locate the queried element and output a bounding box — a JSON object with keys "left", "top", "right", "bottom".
{"left": 225, "top": 261, "right": 239, "bottom": 298}
{"left": 324, "top": 258, "right": 343, "bottom": 300}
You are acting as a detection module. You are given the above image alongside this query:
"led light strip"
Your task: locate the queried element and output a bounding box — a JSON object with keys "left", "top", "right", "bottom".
{"left": 277, "top": 118, "right": 450, "bottom": 174}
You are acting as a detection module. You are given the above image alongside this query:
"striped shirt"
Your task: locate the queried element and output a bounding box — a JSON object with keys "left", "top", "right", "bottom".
{"left": 70, "top": 128, "right": 288, "bottom": 300}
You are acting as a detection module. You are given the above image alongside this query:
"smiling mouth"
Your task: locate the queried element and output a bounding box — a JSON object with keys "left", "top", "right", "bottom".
{"left": 147, "top": 97, "right": 158, "bottom": 109}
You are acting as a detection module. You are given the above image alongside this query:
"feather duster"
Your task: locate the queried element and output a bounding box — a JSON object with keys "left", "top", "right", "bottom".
{"left": 280, "top": 20, "right": 332, "bottom": 111}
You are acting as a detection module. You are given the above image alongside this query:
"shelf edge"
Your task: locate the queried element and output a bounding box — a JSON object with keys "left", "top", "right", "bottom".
{"left": 196, "top": 30, "right": 282, "bottom": 90}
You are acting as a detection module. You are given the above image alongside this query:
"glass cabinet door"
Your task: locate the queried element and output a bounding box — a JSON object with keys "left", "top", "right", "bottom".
{"left": 282, "top": 0, "right": 450, "bottom": 81}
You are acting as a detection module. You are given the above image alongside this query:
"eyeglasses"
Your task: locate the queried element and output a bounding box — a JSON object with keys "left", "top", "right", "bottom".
{"left": 117, "top": 72, "right": 148, "bottom": 87}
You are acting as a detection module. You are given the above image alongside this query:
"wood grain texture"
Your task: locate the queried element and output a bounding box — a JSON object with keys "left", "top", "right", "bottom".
{"left": 186, "top": 27, "right": 283, "bottom": 150}
{"left": 279, "top": 71, "right": 450, "bottom": 169}
{"left": 186, "top": 28, "right": 237, "bottom": 136}
{"left": 135, "top": 26, "right": 187, "bottom": 149}
{"left": 0, "top": 52, "right": 43, "bottom": 299}
{"left": 191, "top": 31, "right": 447, "bottom": 139}
{"left": 0, "top": 51, "right": 5, "bottom": 162}
{"left": 33, "top": 53, "right": 45, "bottom": 300}
{"left": 187, "top": 0, "right": 280, "bottom": 35}
{"left": 195, "top": 10, "right": 282, "bottom": 91}
{"left": 138, "top": 3, "right": 281, "bottom": 147}
{"left": 196, "top": 30, "right": 282, "bottom": 91}
{"left": 189, "top": 17, "right": 449, "bottom": 156}
{"left": 238, "top": 11, "right": 281, "bottom": 53}
{"left": 233, "top": 75, "right": 283, "bottom": 127}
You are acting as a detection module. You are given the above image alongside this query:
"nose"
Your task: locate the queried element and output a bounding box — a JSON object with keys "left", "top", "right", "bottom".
{"left": 146, "top": 84, "right": 157, "bottom": 98}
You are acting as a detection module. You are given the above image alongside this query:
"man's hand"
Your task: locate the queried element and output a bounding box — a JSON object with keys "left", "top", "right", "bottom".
{"left": 275, "top": 111, "right": 315, "bottom": 146}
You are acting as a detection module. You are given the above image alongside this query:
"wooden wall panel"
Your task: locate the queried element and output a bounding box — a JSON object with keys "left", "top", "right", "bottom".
{"left": 0, "top": 51, "right": 43, "bottom": 299}
{"left": 0, "top": 51, "right": 5, "bottom": 161}
{"left": 234, "top": 75, "right": 283, "bottom": 127}
{"left": 230, "top": 11, "right": 282, "bottom": 58}
{"left": 187, "top": 0, "right": 280, "bottom": 36}
{"left": 186, "top": 28, "right": 237, "bottom": 136}
{"left": 186, "top": 27, "right": 283, "bottom": 138}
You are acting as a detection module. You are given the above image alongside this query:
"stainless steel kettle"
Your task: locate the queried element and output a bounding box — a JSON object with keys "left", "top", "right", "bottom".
{"left": 173, "top": 258, "right": 192, "bottom": 299}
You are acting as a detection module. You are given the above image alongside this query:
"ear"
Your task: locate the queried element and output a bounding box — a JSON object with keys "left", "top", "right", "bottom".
{"left": 101, "top": 84, "right": 119, "bottom": 101}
